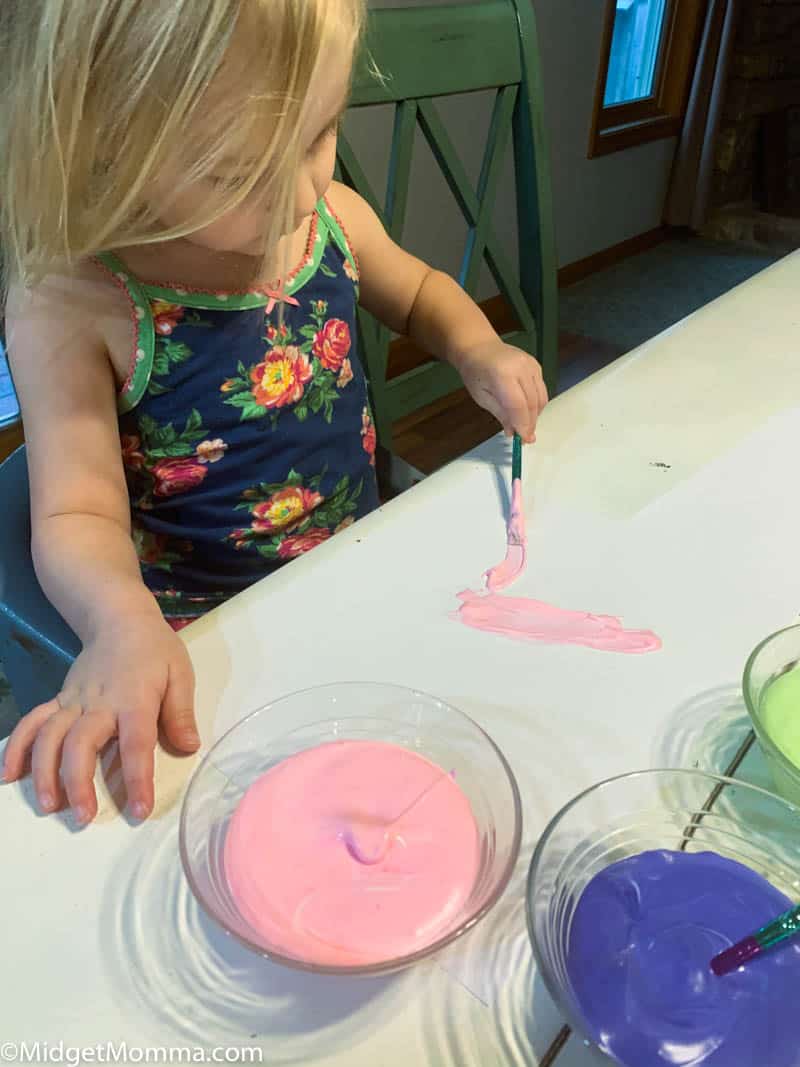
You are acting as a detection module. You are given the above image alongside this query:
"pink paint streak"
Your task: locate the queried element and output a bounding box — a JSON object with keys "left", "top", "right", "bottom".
{"left": 455, "top": 589, "right": 661, "bottom": 653}
{"left": 461, "top": 477, "right": 661, "bottom": 654}
{"left": 485, "top": 479, "right": 526, "bottom": 592}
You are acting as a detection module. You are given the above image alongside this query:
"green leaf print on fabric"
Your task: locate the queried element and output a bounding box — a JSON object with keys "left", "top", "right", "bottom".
{"left": 151, "top": 339, "right": 192, "bottom": 381}
{"left": 138, "top": 409, "right": 206, "bottom": 460}
{"left": 146, "top": 309, "right": 211, "bottom": 401}
{"left": 146, "top": 307, "right": 211, "bottom": 397}
{"left": 122, "top": 410, "right": 227, "bottom": 508}
{"left": 133, "top": 526, "right": 191, "bottom": 573}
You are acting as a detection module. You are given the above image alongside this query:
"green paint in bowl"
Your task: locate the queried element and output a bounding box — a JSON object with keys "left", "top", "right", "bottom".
{"left": 744, "top": 625, "right": 800, "bottom": 806}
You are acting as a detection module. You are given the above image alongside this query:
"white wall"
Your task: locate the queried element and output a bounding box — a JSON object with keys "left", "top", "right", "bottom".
{"left": 534, "top": 0, "right": 676, "bottom": 266}
{"left": 347, "top": 0, "right": 677, "bottom": 281}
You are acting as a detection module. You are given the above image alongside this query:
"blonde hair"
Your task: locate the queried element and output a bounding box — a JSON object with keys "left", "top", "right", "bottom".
{"left": 0, "top": 0, "right": 365, "bottom": 288}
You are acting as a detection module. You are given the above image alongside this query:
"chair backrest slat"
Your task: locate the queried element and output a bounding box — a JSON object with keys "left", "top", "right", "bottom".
{"left": 351, "top": 3, "right": 522, "bottom": 105}
{"left": 341, "top": 1, "right": 558, "bottom": 457}
{"left": 385, "top": 100, "right": 418, "bottom": 243}
{"left": 460, "top": 84, "right": 517, "bottom": 293}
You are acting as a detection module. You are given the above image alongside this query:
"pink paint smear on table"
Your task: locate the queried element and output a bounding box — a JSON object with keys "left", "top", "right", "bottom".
{"left": 456, "top": 479, "right": 661, "bottom": 654}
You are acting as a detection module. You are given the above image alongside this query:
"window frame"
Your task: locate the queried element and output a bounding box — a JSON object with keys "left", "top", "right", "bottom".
{"left": 588, "top": 0, "right": 707, "bottom": 158}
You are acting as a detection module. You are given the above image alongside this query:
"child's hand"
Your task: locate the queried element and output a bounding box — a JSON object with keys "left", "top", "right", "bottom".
{"left": 2, "top": 612, "right": 199, "bottom": 825}
{"left": 454, "top": 340, "right": 548, "bottom": 444}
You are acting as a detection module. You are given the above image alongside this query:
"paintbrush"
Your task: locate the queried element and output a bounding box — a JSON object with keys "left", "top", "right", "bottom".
{"left": 508, "top": 433, "right": 524, "bottom": 546}
{"left": 484, "top": 434, "right": 527, "bottom": 591}
{"left": 711, "top": 900, "right": 800, "bottom": 976}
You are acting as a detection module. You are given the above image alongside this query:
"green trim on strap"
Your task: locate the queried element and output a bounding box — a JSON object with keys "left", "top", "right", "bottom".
{"left": 140, "top": 283, "right": 270, "bottom": 310}
{"left": 286, "top": 209, "right": 329, "bottom": 297}
{"left": 134, "top": 205, "right": 330, "bottom": 309}
{"left": 96, "top": 252, "right": 156, "bottom": 415}
{"left": 317, "top": 198, "right": 359, "bottom": 286}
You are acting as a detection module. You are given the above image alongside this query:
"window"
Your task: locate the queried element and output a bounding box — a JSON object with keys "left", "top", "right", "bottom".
{"left": 589, "top": 0, "right": 707, "bottom": 158}
{"left": 604, "top": 0, "right": 668, "bottom": 106}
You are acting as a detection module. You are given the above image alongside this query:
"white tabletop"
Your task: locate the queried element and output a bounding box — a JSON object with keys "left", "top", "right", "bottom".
{"left": 3, "top": 251, "right": 800, "bottom": 1066}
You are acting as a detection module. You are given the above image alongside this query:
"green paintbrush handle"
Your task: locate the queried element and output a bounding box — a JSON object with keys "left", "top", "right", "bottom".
{"left": 512, "top": 433, "right": 522, "bottom": 483}
{"left": 756, "top": 901, "right": 800, "bottom": 949}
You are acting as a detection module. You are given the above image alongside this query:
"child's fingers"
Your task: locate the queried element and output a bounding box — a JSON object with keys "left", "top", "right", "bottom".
{"left": 31, "top": 704, "right": 82, "bottom": 812}
{"left": 522, "top": 360, "right": 548, "bottom": 414}
{"left": 517, "top": 374, "right": 541, "bottom": 440}
{"left": 529, "top": 365, "right": 548, "bottom": 412}
{"left": 500, "top": 380, "right": 535, "bottom": 443}
{"left": 60, "top": 708, "right": 117, "bottom": 825}
{"left": 160, "top": 656, "right": 200, "bottom": 753}
{"left": 118, "top": 707, "right": 158, "bottom": 820}
{"left": 537, "top": 372, "right": 549, "bottom": 411}
{"left": 2, "top": 699, "right": 60, "bottom": 782}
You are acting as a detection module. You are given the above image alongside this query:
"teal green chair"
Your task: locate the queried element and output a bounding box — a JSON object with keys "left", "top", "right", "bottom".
{"left": 339, "top": 0, "right": 558, "bottom": 454}
{"left": 0, "top": 0, "right": 558, "bottom": 722}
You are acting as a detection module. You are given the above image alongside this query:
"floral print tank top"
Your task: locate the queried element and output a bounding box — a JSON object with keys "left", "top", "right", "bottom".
{"left": 97, "top": 199, "right": 379, "bottom": 621}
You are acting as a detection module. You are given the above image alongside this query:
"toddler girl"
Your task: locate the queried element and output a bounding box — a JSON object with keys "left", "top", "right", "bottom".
{"left": 1, "top": 0, "right": 547, "bottom": 824}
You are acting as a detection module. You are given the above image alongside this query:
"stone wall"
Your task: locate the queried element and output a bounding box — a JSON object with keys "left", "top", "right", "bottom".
{"left": 711, "top": 0, "right": 800, "bottom": 215}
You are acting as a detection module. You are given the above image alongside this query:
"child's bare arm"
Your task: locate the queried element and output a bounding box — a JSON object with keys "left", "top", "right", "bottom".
{"left": 328, "top": 182, "right": 547, "bottom": 442}
{"left": 8, "top": 277, "right": 153, "bottom": 629}
{"left": 2, "top": 274, "right": 198, "bottom": 823}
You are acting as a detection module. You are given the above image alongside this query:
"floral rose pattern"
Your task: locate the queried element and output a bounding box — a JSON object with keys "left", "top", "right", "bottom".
{"left": 196, "top": 438, "right": 228, "bottom": 464}
{"left": 123, "top": 409, "right": 223, "bottom": 513}
{"left": 251, "top": 486, "right": 324, "bottom": 534}
{"left": 121, "top": 433, "right": 145, "bottom": 472}
{"left": 361, "top": 407, "right": 377, "bottom": 466}
{"left": 132, "top": 526, "right": 189, "bottom": 572}
{"left": 312, "top": 318, "right": 351, "bottom": 372}
{"left": 230, "top": 469, "right": 363, "bottom": 561}
{"left": 119, "top": 209, "right": 379, "bottom": 615}
{"left": 152, "top": 301, "right": 185, "bottom": 337}
{"left": 337, "top": 359, "right": 353, "bottom": 389}
{"left": 277, "top": 527, "right": 332, "bottom": 560}
{"left": 222, "top": 299, "right": 355, "bottom": 427}
{"left": 152, "top": 457, "right": 207, "bottom": 498}
{"left": 250, "top": 347, "right": 313, "bottom": 410}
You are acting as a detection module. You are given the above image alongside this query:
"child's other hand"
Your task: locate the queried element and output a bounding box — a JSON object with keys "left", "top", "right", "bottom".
{"left": 455, "top": 340, "right": 548, "bottom": 443}
{"left": 2, "top": 613, "right": 199, "bottom": 825}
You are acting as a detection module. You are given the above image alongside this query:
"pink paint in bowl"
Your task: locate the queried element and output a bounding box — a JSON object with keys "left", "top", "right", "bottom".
{"left": 180, "top": 682, "right": 522, "bottom": 975}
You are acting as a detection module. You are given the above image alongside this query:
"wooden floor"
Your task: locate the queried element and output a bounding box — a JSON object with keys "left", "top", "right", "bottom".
{"left": 0, "top": 422, "right": 22, "bottom": 464}
{"left": 393, "top": 330, "right": 624, "bottom": 474}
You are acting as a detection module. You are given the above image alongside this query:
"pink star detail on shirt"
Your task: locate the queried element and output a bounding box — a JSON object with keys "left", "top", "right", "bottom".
{"left": 264, "top": 281, "right": 300, "bottom": 316}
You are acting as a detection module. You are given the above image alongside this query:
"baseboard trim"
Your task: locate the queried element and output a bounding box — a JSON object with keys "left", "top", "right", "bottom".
{"left": 557, "top": 225, "right": 671, "bottom": 288}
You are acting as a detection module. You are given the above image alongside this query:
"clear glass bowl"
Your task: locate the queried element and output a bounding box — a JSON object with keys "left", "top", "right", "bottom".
{"left": 744, "top": 624, "right": 800, "bottom": 806}
{"left": 526, "top": 769, "right": 800, "bottom": 1061}
{"left": 180, "top": 681, "right": 522, "bottom": 976}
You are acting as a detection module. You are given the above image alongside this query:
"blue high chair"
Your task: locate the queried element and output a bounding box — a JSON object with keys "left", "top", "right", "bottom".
{"left": 0, "top": 446, "right": 81, "bottom": 719}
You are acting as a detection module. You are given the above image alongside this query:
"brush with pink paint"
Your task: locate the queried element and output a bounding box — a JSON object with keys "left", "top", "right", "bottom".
{"left": 485, "top": 433, "right": 526, "bottom": 592}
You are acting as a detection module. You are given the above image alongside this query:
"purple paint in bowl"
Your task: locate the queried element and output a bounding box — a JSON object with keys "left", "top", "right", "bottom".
{"left": 527, "top": 770, "right": 800, "bottom": 1066}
